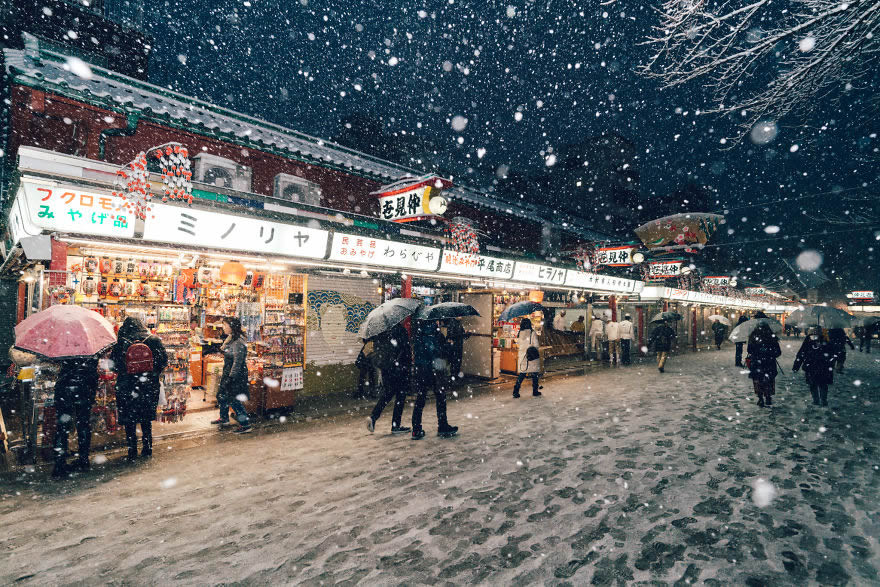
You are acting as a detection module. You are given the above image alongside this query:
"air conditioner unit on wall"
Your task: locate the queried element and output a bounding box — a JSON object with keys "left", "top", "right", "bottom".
{"left": 192, "top": 153, "right": 252, "bottom": 192}
{"left": 273, "top": 173, "right": 322, "bottom": 207}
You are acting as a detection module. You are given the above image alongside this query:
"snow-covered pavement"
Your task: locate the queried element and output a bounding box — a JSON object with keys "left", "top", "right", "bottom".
{"left": 2, "top": 342, "right": 879, "bottom": 585}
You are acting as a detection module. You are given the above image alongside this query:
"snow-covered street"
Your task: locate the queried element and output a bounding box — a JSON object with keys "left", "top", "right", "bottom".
{"left": 2, "top": 342, "right": 878, "bottom": 585}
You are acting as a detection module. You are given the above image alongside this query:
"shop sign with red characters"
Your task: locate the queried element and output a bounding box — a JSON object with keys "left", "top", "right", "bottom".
{"left": 372, "top": 175, "right": 453, "bottom": 222}
{"left": 440, "top": 250, "right": 514, "bottom": 279}
{"left": 16, "top": 180, "right": 135, "bottom": 239}
{"left": 594, "top": 245, "right": 638, "bottom": 267}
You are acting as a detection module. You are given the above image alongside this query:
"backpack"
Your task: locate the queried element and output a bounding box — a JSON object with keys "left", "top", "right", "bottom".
{"left": 126, "top": 338, "right": 154, "bottom": 374}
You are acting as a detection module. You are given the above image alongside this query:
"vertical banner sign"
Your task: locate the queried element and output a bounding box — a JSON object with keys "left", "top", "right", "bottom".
{"left": 594, "top": 245, "right": 637, "bottom": 267}
{"left": 372, "top": 175, "right": 453, "bottom": 222}
{"left": 647, "top": 260, "right": 682, "bottom": 279}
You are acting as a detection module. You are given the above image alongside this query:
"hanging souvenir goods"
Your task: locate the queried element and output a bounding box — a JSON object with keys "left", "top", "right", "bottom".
{"left": 572, "top": 244, "right": 595, "bottom": 272}
{"left": 446, "top": 217, "right": 480, "bottom": 255}
{"left": 153, "top": 143, "right": 193, "bottom": 204}
{"left": 112, "top": 151, "right": 151, "bottom": 220}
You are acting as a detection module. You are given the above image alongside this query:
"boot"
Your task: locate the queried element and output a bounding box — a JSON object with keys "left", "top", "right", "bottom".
{"left": 757, "top": 397, "right": 765, "bottom": 407}
{"left": 765, "top": 395, "right": 772, "bottom": 406}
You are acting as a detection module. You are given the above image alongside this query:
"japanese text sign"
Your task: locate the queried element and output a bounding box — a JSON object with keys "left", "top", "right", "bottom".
{"left": 439, "top": 250, "right": 514, "bottom": 279}
{"left": 18, "top": 181, "right": 135, "bottom": 239}
{"left": 745, "top": 287, "right": 766, "bottom": 296}
{"left": 703, "top": 276, "right": 731, "bottom": 286}
{"left": 594, "top": 246, "right": 637, "bottom": 267}
{"left": 647, "top": 261, "right": 682, "bottom": 279}
{"left": 378, "top": 187, "right": 432, "bottom": 222}
{"left": 142, "top": 203, "right": 329, "bottom": 259}
{"left": 512, "top": 261, "right": 566, "bottom": 286}
{"left": 329, "top": 233, "right": 441, "bottom": 270}
{"left": 564, "top": 270, "right": 638, "bottom": 293}
{"left": 850, "top": 291, "right": 874, "bottom": 300}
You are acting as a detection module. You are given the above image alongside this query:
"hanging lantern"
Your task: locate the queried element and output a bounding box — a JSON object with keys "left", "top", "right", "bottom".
{"left": 219, "top": 261, "right": 247, "bottom": 285}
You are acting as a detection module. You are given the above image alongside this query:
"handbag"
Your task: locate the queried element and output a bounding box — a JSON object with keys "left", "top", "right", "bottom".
{"left": 525, "top": 332, "right": 540, "bottom": 362}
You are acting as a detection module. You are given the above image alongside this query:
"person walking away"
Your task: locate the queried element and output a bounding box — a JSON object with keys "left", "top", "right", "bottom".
{"left": 619, "top": 314, "right": 635, "bottom": 365}
{"left": 648, "top": 320, "right": 676, "bottom": 373}
{"left": 52, "top": 357, "right": 99, "bottom": 477}
{"left": 859, "top": 323, "right": 873, "bottom": 353}
{"left": 605, "top": 319, "right": 621, "bottom": 365}
{"left": 746, "top": 322, "right": 782, "bottom": 407}
{"left": 366, "top": 323, "right": 412, "bottom": 435}
{"left": 588, "top": 317, "right": 604, "bottom": 361}
{"left": 354, "top": 339, "right": 377, "bottom": 399}
{"left": 712, "top": 320, "right": 728, "bottom": 350}
{"left": 213, "top": 317, "right": 253, "bottom": 434}
{"left": 411, "top": 321, "right": 457, "bottom": 439}
{"left": 827, "top": 327, "right": 854, "bottom": 372}
{"left": 553, "top": 311, "right": 566, "bottom": 331}
{"left": 793, "top": 327, "right": 835, "bottom": 406}
{"left": 734, "top": 315, "right": 749, "bottom": 366}
{"left": 512, "top": 318, "right": 542, "bottom": 398}
{"left": 444, "top": 318, "right": 469, "bottom": 382}
{"left": 111, "top": 317, "right": 168, "bottom": 461}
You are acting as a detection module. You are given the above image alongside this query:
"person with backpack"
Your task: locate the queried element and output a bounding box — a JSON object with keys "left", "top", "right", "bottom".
{"left": 52, "top": 356, "right": 99, "bottom": 477}
{"left": 746, "top": 322, "right": 782, "bottom": 407}
{"left": 411, "top": 320, "right": 457, "bottom": 439}
{"left": 366, "top": 323, "right": 412, "bottom": 435}
{"left": 513, "top": 318, "right": 542, "bottom": 398}
{"left": 213, "top": 316, "right": 253, "bottom": 434}
{"left": 111, "top": 317, "right": 168, "bottom": 460}
{"left": 793, "top": 327, "right": 836, "bottom": 406}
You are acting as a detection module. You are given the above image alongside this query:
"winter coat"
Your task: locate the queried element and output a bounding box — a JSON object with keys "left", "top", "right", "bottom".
{"left": 792, "top": 336, "right": 835, "bottom": 386}
{"left": 517, "top": 328, "right": 541, "bottom": 374}
{"left": 413, "top": 322, "right": 446, "bottom": 373}
{"left": 747, "top": 328, "right": 781, "bottom": 382}
{"left": 445, "top": 320, "right": 467, "bottom": 355}
{"left": 605, "top": 321, "right": 621, "bottom": 341}
{"left": 711, "top": 321, "right": 728, "bottom": 342}
{"left": 826, "top": 328, "right": 854, "bottom": 355}
{"left": 570, "top": 320, "right": 585, "bottom": 333}
{"left": 111, "top": 319, "right": 168, "bottom": 425}
{"left": 219, "top": 335, "right": 249, "bottom": 401}
{"left": 648, "top": 324, "right": 676, "bottom": 352}
{"left": 373, "top": 324, "right": 411, "bottom": 372}
{"left": 54, "top": 357, "right": 99, "bottom": 415}
{"left": 618, "top": 320, "right": 635, "bottom": 341}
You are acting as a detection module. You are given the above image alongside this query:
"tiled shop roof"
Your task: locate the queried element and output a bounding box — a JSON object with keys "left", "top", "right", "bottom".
{"left": 4, "top": 47, "right": 608, "bottom": 241}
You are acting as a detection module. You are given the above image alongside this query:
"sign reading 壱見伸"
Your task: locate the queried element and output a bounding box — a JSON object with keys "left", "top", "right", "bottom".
{"left": 594, "top": 245, "right": 638, "bottom": 267}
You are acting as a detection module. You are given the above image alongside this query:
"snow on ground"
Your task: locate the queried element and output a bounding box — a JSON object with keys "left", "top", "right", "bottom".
{"left": 1, "top": 342, "right": 878, "bottom": 585}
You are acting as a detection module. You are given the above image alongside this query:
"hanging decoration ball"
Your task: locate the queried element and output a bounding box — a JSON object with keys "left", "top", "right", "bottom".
{"left": 219, "top": 261, "right": 247, "bottom": 285}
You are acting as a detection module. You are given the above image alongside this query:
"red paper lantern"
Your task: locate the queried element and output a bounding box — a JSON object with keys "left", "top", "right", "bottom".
{"left": 219, "top": 261, "right": 247, "bottom": 285}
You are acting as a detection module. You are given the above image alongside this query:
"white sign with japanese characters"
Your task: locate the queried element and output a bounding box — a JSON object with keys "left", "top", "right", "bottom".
{"left": 17, "top": 180, "right": 136, "bottom": 239}
{"left": 439, "top": 250, "right": 514, "bottom": 279}
{"left": 703, "top": 276, "right": 731, "bottom": 286}
{"left": 594, "top": 246, "right": 637, "bottom": 267}
{"left": 564, "top": 270, "right": 638, "bottom": 293}
{"left": 512, "top": 261, "right": 566, "bottom": 286}
{"left": 143, "top": 203, "right": 329, "bottom": 259}
{"left": 328, "top": 233, "right": 441, "bottom": 270}
{"left": 647, "top": 261, "right": 682, "bottom": 279}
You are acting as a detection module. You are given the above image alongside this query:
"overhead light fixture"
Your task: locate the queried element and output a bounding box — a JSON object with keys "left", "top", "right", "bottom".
{"left": 631, "top": 252, "right": 645, "bottom": 264}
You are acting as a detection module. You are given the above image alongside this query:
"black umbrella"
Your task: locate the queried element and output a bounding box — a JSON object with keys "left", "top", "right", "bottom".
{"left": 649, "top": 311, "right": 683, "bottom": 324}
{"left": 416, "top": 302, "right": 480, "bottom": 321}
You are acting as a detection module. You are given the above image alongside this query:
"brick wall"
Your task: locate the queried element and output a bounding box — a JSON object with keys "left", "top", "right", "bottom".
{"left": 306, "top": 275, "right": 381, "bottom": 366}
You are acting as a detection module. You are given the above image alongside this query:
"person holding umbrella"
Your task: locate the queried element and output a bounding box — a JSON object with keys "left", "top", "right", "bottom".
{"left": 648, "top": 319, "right": 676, "bottom": 373}
{"left": 827, "top": 327, "right": 855, "bottom": 372}
{"left": 746, "top": 321, "right": 782, "bottom": 407}
{"left": 733, "top": 315, "right": 749, "bottom": 366}
{"left": 512, "top": 318, "right": 542, "bottom": 398}
{"left": 411, "top": 320, "right": 458, "bottom": 439}
{"left": 111, "top": 317, "right": 169, "bottom": 460}
{"left": 793, "top": 327, "right": 835, "bottom": 406}
{"left": 366, "top": 323, "right": 412, "bottom": 435}
{"left": 52, "top": 356, "right": 100, "bottom": 476}
{"left": 711, "top": 319, "right": 729, "bottom": 350}
{"left": 444, "top": 318, "right": 470, "bottom": 382}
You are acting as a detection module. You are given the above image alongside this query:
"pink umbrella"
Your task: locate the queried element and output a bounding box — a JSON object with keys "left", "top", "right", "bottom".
{"left": 14, "top": 305, "right": 117, "bottom": 360}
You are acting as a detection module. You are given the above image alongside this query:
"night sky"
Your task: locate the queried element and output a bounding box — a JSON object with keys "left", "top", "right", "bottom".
{"left": 142, "top": 0, "right": 879, "bottom": 291}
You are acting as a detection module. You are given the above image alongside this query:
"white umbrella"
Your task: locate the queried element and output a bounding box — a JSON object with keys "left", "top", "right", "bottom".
{"left": 358, "top": 298, "right": 423, "bottom": 340}
{"left": 788, "top": 306, "right": 852, "bottom": 329}
{"left": 728, "top": 317, "right": 783, "bottom": 343}
{"left": 707, "top": 315, "right": 731, "bottom": 326}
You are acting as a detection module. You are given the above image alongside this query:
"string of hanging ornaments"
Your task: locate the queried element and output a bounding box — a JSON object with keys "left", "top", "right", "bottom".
{"left": 446, "top": 217, "right": 480, "bottom": 255}
{"left": 573, "top": 244, "right": 596, "bottom": 272}
{"left": 112, "top": 143, "right": 193, "bottom": 220}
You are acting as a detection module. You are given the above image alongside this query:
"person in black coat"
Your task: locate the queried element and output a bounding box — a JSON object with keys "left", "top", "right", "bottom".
{"left": 648, "top": 320, "right": 676, "bottom": 373}
{"left": 826, "top": 327, "right": 855, "bottom": 372}
{"left": 711, "top": 320, "right": 728, "bottom": 350}
{"left": 444, "top": 318, "right": 469, "bottom": 382}
{"left": 111, "top": 317, "right": 168, "bottom": 460}
{"left": 366, "top": 323, "right": 412, "bottom": 435}
{"left": 747, "top": 322, "right": 782, "bottom": 407}
{"left": 734, "top": 315, "right": 749, "bottom": 366}
{"left": 213, "top": 316, "right": 253, "bottom": 434}
{"left": 52, "top": 357, "right": 99, "bottom": 477}
{"left": 793, "top": 328, "right": 835, "bottom": 406}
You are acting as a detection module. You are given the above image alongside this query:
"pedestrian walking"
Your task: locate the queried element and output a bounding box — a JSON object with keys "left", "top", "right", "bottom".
{"left": 111, "top": 317, "right": 169, "bottom": 461}
{"left": 859, "top": 323, "right": 873, "bottom": 353}
{"left": 366, "top": 323, "right": 412, "bottom": 435}
{"left": 411, "top": 320, "right": 457, "bottom": 439}
{"left": 588, "top": 316, "right": 604, "bottom": 360}
{"left": 512, "top": 318, "right": 542, "bottom": 398}
{"left": 619, "top": 314, "right": 635, "bottom": 365}
{"left": 444, "top": 318, "right": 469, "bottom": 381}
{"left": 605, "top": 319, "right": 621, "bottom": 365}
{"left": 212, "top": 317, "right": 253, "bottom": 434}
{"left": 52, "top": 356, "right": 99, "bottom": 477}
{"left": 711, "top": 320, "right": 728, "bottom": 350}
{"left": 734, "top": 314, "right": 749, "bottom": 366}
{"left": 648, "top": 320, "right": 676, "bottom": 373}
{"left": 746, "top": 322, "right": 782, "bottom": 407}
{"left": 354, "top": 339, "right": 377, "bottom": 399}
{"left": 826, "top": 327, "right": 854, "bottom": 372}
{"left": 793, "top": 327, "right": 835, "bottom": 406}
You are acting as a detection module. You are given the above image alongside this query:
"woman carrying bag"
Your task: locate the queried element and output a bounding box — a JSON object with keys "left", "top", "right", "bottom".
{"left": 512, "top": 318, "right": 542, "bottom": 398}
{"left": 211, "top": 317, "right": 253, "bottom": 434}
